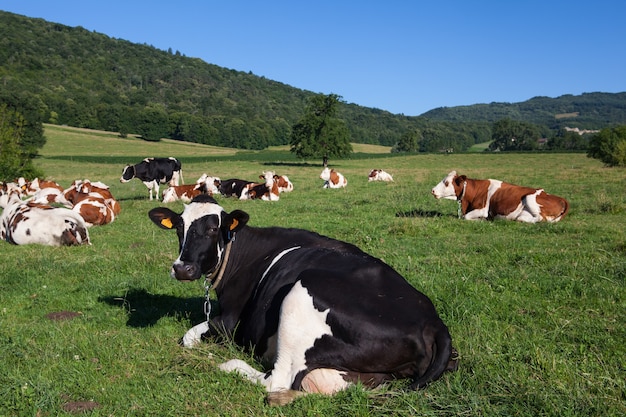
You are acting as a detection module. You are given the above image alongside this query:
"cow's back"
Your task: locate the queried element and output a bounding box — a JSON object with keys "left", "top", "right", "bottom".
{"left": 488, "top": 182, "right": 538, "bottom": 217}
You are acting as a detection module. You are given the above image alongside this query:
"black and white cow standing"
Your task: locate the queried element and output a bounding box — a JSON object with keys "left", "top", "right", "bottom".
{"left": 149, "top": 195, "right": 457, "bottom": 405}
{"left": 120, "top": 157, "right": 183, "bottom": 200}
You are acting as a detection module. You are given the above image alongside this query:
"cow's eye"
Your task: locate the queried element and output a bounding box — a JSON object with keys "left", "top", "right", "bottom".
{"left": 207, "top": 227, "right": 218, "bottom": 235}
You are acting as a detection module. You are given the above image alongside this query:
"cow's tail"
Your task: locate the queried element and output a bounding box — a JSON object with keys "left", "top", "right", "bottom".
{"left": 408, "top": 327, "right": 458, "bottom": 390}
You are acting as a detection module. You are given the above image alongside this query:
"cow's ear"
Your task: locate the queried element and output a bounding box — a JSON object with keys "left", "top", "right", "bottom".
{"left": 259, "top": 174, "right": 265, "bottom": 180}
{"left": 149, "top": 207, "right": 180, "bottom": 230}
{"left": 224, "top": 209, "right": 249, "bottom": 233}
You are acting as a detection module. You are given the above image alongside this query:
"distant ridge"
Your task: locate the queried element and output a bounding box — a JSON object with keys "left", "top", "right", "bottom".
{"left": 420, "top": 92, "right": 626, "bottom": 128}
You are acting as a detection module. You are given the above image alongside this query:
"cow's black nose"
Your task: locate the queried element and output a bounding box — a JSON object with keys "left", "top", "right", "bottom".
{"left": 172, "top": 262, "right": 199, "bottom": 281}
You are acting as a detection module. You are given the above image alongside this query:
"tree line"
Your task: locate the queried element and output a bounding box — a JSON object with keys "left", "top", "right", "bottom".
{"left": 2, "top": 11, "right": 626, "bottom": 154}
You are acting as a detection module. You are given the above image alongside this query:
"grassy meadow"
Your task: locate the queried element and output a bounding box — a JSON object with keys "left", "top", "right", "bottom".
{"left": 1, "top": 125, "right": 625, "bottom": 416}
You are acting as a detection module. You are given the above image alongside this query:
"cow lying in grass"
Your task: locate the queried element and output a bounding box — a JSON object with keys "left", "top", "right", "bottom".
{"left": 0, "top": 183, "right": 90, "bottom": 246}
{"left": 431, "top": 170, "right": 569, "bottom": 222}
{"left": 149, "top": 195, "right": 457, "bottom": 405}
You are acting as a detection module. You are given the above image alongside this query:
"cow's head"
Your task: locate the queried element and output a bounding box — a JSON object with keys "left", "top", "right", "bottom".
{"left": 431, "top": 171, "right": 467, "bottom": 200}
{"left": 149, "top": 194, "right": 249, "bottom": 282}
{"left": 120, "top": 165, "right": 134, "bottom": 182}
{"left": 319, "top": 167, "right": 332, "bottom": 181}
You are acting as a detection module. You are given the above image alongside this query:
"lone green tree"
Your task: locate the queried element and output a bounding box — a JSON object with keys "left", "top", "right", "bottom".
{"left": 290, "top": 93, "right": 352, "bottom": 164}
{"left": 587, "top": 125, "right": 626, "bottom": 167}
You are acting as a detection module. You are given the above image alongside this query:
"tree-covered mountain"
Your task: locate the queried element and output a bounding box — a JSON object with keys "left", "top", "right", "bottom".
{"left": 421, "top": 92, "right": 626, "bottom": 130}
{"left": 1, "top": 10, "right": 625, "bottom": 152}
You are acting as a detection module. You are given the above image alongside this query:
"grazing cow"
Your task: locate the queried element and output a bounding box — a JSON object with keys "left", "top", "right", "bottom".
{"left": 162, "top": 184, "right": 207, "bottom": 204}
{"left": 320, "top": 167, "right": 347, "bottom": 188}
{"left": 195, "top": 174, "right": 222, "bottom": 196}
{"left": 0, "top": 184, "right": 90, "bottom": 246}
{"left": 218, "top": 179, "right": 254, "bottom": 198}
{"left": 120, "top": 157, "right": 183, "bottom": 200}
{"left": 148, "top": 195, "right": 457, "bottom": 405}
{"left": 431, "top": 170, "right": 569, "bottom": 223}
{"left": 368, "top": 169, "right": 394, "bottom": 182}
{"left": 275, "top": 175, "right": 294, "bottom": 193}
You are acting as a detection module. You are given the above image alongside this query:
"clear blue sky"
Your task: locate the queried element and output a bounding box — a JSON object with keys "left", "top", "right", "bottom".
{"left": 3, "top": 1, "right": 625, "bottom": 116}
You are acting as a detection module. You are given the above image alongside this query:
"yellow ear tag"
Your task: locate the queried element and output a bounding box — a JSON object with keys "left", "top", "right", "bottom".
{"left": 230, "top": 219, "right": 239, "bottom": 231}
{"left": 161, "top": 218, "right": 173, "bottom": 229}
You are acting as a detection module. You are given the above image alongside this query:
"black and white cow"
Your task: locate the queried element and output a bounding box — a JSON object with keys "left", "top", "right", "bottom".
{"left": 149, "top": 195, "right": 457, "bottom": 405}
{"left": 120, "top": 157, "right": 183, "bottom": 200}
{"left": 218, "top": 178, "right": 254, "bottom": 198}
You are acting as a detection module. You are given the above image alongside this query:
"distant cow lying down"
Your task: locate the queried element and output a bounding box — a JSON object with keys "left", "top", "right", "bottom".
{"left": 368, "top": 169, "right": 394, "bottom": 182}
{"left": 431, "top": 170, "right": 569, "bottom": 223}
{"left": 320, "top": 167, "right": 347, "bottom": 188}
{"left": 162, "top": 184, "right": 207, "bottom": 203}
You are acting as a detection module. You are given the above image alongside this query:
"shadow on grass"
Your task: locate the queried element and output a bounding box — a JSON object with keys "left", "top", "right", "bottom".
{"left": 99, "top": 288, "right": 208, "bottom": 328}
{"left": 261, "top": 161, "right": 320, "bottom": 167}
{"left": 396, "top": 208, "right": 452, "bottom": 218}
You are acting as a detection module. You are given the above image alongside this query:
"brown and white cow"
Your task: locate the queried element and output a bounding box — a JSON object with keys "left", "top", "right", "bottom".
{"left": 162, "top": 184, "right": 207, "bottom": 204}
{"left": 320, "top": 167, "right": 347, "bottom": 189}
{"left": 431, "top": 170, "right": 569, "bottom": 223}
{"left": 275, "top": 175, "right": 294, "bottom": 193}
{"left": 63, "top": 180, "right": 119, "bottom": 227}
{"left": 21, "top": 178, "right": 65, "bottom": 196}
{"left": 368, "top": 169, "right": 394, "bottom": 182}
{"left": 79, "top": 180, "right": 122, "bottom": 216}
{"left": 240, "top": 171, "right": 280, "bottom": 201}
{"left": 0, "top": 184, "right": 90, "bottom": 246}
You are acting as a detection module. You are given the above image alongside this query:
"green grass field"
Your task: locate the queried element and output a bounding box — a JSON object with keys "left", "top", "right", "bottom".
{"left": 1, "top": 125, "right": 625, "bottom": 416}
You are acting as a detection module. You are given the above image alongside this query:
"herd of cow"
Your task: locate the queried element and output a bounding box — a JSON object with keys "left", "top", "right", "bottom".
{"left": 0, "top": 156, "right": 570, "bottom": 406}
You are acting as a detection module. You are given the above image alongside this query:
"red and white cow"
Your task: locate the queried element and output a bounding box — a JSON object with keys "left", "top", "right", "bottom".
{"left": 21, "top": 178, "right": 65, "bottom": 196}
{"left": 320, "top": 167, "right": 347, "bottom": 189}
{"left": 368, "top": 169, "right": 394, "bottom": 182}
{"left": 431, "top": 170, "right": 570, "bottom": 223}
{"left": 162, "top": 184, "right": 206, "bottom": 204}
{"left": 64, "top": 179, "right": 119, "bottom": 227}
{"left": 275, "top": 175, "right": 294, "bottom": 193}
{"left": 19, "top": 178, "right": 71, "bottom": 207}
{"left": 240, "top": 171, "right": 280, "bottom": 201}
{"left": 79, "top": 180, "right": 121, "bottom": 216}
{"left": 0, "top": 184, "right": 90, "bottom": 246}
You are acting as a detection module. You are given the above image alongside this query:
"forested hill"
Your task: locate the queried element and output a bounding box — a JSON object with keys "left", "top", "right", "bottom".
{"left": 0, "top": 10, "right": 425, "bottom": 149}
{"left": 1, "top": 10, "right": 625, "bottom": 152}
{"left": 421, "top": 92, "right": 626, "bottom": 128}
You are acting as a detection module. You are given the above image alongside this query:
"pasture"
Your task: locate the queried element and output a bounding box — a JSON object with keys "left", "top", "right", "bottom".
{"left": 1, "top": 124, "right": 624, "bottom": 416}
